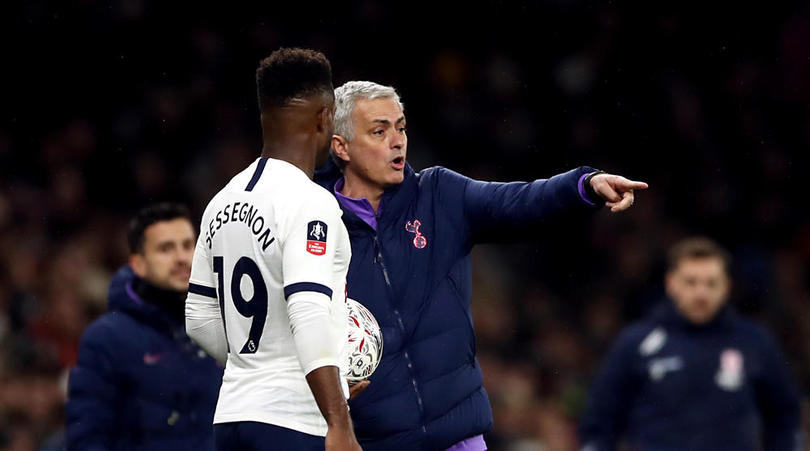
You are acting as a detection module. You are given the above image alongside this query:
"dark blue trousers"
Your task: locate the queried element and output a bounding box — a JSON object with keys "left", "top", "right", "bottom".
{"left": 214, "top": 421, "right": 325, "bottom": 451}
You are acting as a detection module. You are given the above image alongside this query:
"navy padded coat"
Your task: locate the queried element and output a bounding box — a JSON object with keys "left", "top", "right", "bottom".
{"left": 66, "top": 267, "right": 223, "bottom": 451}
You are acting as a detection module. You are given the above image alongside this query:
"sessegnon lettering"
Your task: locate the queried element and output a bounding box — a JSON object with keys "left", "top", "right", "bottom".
{"left": 205, "top": 202, "right": 275, "bottom": 252}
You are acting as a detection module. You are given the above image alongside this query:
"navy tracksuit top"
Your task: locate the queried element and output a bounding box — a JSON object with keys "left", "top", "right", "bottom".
{"left": 579, "top": 301, "right": 803, "bottom": 451}
{"left": 66, "top": 267, "right": 223, "bottom": 451}
{"left": 316, "top": 160, "right": 599, "bottom": 450}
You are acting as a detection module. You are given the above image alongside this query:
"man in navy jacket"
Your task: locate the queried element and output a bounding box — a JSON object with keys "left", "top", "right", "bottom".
{"left": 579, "top": 237, "right": 803, "bottom": 451}
{"left": 66, "top": 203, "right": 223, "bottom": 451}
{"left": 315, "top": 81, "right": 647, "bottom": 451}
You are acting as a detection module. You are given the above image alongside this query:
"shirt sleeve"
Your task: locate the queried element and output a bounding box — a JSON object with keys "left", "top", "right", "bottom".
{"left": 279, "top": 191, "right": 346, "bottom": 375}
{"left": 460, "top": 166, "right": 601, "bottom": 243}
{"left": 185, "top": 218, "right": 228, "bottom": 364}
{"left": 279, "top": 191, "right": 343, "bottom": 300}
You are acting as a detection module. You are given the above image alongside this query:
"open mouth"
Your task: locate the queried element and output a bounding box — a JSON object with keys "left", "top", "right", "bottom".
{"left": 391, "top": 156, "right": 405, "bottom": 169}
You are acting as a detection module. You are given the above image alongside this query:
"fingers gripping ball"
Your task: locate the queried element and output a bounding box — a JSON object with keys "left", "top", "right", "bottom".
{"left": 345, "top": 298, "right": 383, "bottom": 384}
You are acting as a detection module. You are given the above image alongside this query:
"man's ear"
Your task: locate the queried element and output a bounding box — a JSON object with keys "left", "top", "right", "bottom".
{"left": 316, "top": 107, "right": 332, "bottom": 133}
{"left": 331, "top": 134, "right": 350, "bottom": 164}
{"left": 664, "top": 271, "right": 675, "bottom": 298}
{"left": 130, "top": 253, "right": 148, "bottom": 278}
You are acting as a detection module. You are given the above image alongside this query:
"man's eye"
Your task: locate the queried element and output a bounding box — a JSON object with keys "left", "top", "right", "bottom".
{"left": 373, "top": 129, "right": 385, "bottom": 135}
{"left": 398, "top": 126, "right": 407, "bottom": 133}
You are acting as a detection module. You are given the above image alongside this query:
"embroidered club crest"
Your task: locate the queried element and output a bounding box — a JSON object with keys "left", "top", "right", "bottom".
{"left": 306, "top": 220, "right": 328, "bottom": 255}
{"left": 715, "top": 348, "right": 745, "bottom": 391}
{"left": 143, "top": 352, "right": 164, "bottom": 365}
{"left": 405, "top": 219, "right": 427, "bottom": 249}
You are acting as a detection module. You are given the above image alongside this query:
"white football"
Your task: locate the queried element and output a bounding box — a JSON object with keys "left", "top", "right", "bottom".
{"left": 345, "top": 298, "right": 383, "bottom": 383}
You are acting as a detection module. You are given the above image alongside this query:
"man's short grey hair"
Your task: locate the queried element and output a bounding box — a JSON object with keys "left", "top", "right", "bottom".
{"left": 334, "top": 81, "right": 404, "bottom": 142}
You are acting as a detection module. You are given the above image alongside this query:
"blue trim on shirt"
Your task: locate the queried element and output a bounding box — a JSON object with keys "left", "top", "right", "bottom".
{"left": 188, "top": 282, "right": 217, "bottom": 298}
{"left": 245, "top": 157, "right": 269, "bottom": 192}
{"left": 283, "top": 282, "right": 333, "bottom": 300}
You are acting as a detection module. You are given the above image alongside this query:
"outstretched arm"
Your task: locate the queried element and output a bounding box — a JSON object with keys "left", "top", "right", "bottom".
{"left": 454, "top": 166, "right": 647, "bottom": 242}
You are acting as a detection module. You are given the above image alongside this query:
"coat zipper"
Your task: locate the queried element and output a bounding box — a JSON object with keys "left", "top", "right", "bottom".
{"left": 373, "top": 234, "right": 427, "bottom": 434}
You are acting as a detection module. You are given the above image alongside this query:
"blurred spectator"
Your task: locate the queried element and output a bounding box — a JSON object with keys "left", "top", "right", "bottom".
{"left": 579, "top": 238, "right": 803, "bottom": 451}
{"left": 65, "top": 203, "right": 222, "bottom": 450}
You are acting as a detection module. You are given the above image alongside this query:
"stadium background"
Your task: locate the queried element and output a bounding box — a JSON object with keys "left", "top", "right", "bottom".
{"left": 3, "top": 1, "right": 810, "bottom": 449}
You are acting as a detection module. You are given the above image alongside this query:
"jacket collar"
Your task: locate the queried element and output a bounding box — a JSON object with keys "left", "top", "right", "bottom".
{"left": 107, "top": 266, "right": 184, "bottom": 331}
{"left": 654, "top": 298, "right": 734, "bottom": 331}
{"left": 315, "top": 159, "right": 419, "bottom": 232}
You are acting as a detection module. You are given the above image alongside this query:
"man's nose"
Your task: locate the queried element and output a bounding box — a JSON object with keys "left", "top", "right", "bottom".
{"left": 391, "top": 133, "right": 404, "bottom": 150}
{"left": 178, "top": 247, "right": 194, "bottom": 265}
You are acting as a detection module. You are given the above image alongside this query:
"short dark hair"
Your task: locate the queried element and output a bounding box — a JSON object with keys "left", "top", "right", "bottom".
{"left": 667, "top": 237, "right": 731, "bottom": 274}
{"left": 256, "top": 48, "right": 333, "bottom": 110}
{"left": 128, "top": 202, "right": 192, "bottom": 254}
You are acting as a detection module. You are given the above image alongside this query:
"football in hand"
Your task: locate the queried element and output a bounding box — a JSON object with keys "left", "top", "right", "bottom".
{"left": 345, "top": 298, "right": 383, "bottom": 383}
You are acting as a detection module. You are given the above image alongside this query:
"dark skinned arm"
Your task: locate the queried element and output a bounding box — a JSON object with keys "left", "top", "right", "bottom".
{"left": 306, "top": 365, "right": 362, "bottom": 451}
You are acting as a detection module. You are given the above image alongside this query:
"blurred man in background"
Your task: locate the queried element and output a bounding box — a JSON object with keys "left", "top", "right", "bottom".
{"left": 315, "top": 80, "right": 647, "bottom": 451}
{"left": 579, "top": 237, "right": 803, "bottom": 451}
{"left": 65, "top": 203, "right": 223, "bottom": 450}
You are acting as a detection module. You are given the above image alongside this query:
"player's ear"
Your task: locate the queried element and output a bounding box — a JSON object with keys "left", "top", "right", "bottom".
{"left": 129, "top": 253, "right": 148, "bottom": 279}
{"left": 316, "top": 107, "right": 332, "bottom": 134}
{"left": 332, "top": 134, "right": 350, "bottom": 164}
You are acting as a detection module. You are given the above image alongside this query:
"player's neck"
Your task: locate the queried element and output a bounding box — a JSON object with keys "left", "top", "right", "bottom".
{"left": 340, "top": 176, "right": 384, "bottom": 213}
{"left": 261, "top": 137, "right": 317, "bottom": 179}
{"left": 259, "top": 107, "right": 322, "bottom": 179}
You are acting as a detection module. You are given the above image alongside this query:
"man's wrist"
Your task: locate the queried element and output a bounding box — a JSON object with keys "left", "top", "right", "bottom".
{"left": 578, "top": 170, "right": 605, "bottom": 206}
{"left": 324, "top": 404, "right": 352, "bottom": 428}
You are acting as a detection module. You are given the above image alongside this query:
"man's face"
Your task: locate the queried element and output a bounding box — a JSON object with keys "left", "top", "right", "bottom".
{"left": 666, "top": 257, "right": 730, "bottom": 325}
{"left": 337, "top": 97, "right": 407, "bottom": 190}
{"left": 130, "top": 218, "right": 195, "bottom": 292}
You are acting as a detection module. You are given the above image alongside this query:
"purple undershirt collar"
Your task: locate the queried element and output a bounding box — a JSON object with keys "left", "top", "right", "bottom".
{"left": 125, "top": 282, "right": 145, "bottom": 305}
{"left": 333, "top": 178, "right": 380, "bottom": 231}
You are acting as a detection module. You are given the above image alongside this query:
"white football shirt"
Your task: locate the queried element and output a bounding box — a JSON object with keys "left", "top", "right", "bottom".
{"left": 186, "top": 157, "right": 350, "bottom": 436}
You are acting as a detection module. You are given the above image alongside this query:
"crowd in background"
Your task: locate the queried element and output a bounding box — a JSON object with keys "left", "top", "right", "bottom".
{"left": 3, "top": 1, "right": 810, "bottom": 450}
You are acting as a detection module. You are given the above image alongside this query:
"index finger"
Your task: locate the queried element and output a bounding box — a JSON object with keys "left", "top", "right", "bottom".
{"left": 617, "top": 179, "right": 649, "bottom": 190}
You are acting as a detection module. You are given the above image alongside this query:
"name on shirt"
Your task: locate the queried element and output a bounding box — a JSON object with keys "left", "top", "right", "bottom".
{"left": 205, "top": 201, "right": 275, "bottom": 252}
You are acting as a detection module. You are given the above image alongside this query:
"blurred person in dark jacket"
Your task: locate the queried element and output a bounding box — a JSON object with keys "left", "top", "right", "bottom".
{"left": 65, "top": 203, "right": 223, "bottom": 451}
{"left": 315, "top": 81, "right": 647, "bottom": 451}
{"left": 579, "top": 237, "right": 803, "bottom": 451}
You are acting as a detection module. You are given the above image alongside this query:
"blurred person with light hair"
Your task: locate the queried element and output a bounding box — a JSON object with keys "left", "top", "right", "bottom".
{"left": 315, "top": 80, "right": 647, "bottom": 451}
{"left": 580, "top": 237, "right": 803, "bottom": 451}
